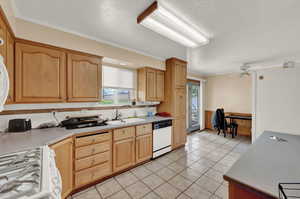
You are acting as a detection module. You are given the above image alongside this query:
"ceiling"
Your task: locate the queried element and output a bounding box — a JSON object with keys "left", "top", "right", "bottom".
{"left": 13, "top": 0, "right": 300, "bottom": 75}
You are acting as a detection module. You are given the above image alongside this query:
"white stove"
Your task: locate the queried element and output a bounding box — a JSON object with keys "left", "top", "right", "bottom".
{"left": 0, "top": 146, "right": 61, "bottom": 199}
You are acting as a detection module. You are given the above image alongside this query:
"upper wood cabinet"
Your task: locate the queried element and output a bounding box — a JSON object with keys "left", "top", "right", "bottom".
{"left": 138, "top": 67, "right": 165, "bottom": 101}
{"left": 15, "top": 42, "right": 66, "bottom": 103}
{"left": 0, "top": 17, "right": 7, "bottom": 63}
{"left": 174, "top": 61, "right": 187, "bottom": 88}
{"left": 50, "top": 137, "right": 74, "bottom": 199}
{"left": 6, "top": 32, "right": 14, "bottom": 103}
{"left": 67, "top": 53, "right": 102, "bottom": 102}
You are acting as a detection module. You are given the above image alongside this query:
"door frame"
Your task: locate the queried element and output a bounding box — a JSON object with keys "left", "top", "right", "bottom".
{"left": 187, "top": 80, "right": 201, "bottom": 132}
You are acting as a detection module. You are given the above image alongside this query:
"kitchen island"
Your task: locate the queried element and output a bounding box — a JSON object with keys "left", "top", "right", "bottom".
{"left": 224, "top": 131, "right": 300, "bottom": 199}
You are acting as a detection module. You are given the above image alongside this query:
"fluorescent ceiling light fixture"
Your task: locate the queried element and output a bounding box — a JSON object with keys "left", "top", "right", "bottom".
{"left": 137, "top": 1, "right": 209, "bottom": 48}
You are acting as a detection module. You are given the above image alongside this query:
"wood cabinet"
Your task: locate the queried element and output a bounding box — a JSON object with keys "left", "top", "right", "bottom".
{"left": 136, "top": 134, "right": 152, "bottom": 164}
{"left": 74, "top": 131, "right": 112, "bottom": 188}
{"left": 15, "top": 42, "right": 66, "bottom": 103}
{"left": 113, "top": 127, "right": 136, "bottom": 172}
{"left": 158, "top": 58, "right": 187, "bottom": 149}
{"left": 6, "top": 31, "right": 14, "bottom": 103}
{"left": 138, "top": 67, "right": 165, "bottom": 101}
{"left": 50, "top": 137, "right": 74, "bottom": 199}
{"left": 67, "top": 53, "right": 102, "bottom": 102}
{"left": 0, "top": 17, "right": 7, "bottom": 63}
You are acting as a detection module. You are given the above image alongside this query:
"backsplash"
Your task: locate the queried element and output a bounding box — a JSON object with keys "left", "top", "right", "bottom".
{"left": 0, "top": 106, "right": 157, "bottom": 131}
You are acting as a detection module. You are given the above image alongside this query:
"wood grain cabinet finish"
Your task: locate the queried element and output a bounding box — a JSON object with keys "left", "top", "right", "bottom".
{"left": 113, "top": 136, "right": 135, "bottom": 172}
{"left": 138, "top": 67, "right": 165, "bottom": 102}
{"left": 6, "top": 31, "right": 14, "bottom": 103}
{"left": 15, "top": 42, "right": 66, "bottom": 103}
{"left": 50, "top": 138, "right": 73, "bottom": 199}
{"left": 136, "top": 134, "right": 152, "bottom": 163}
{"left": 158, "top": 58, "right": 187, "bottom": 149}
{"left": 67, "top": 53, "right": 102, "bottom": 102}
{"left": 0, "top": 17, "right": 7, "bottom": 64}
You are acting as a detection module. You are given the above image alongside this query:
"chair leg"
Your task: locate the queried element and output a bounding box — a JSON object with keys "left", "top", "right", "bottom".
{"left": 217, "top": 128, "right": 220, "bottom": 135}
{"left": 232, "top": 127, "right": 234, "bottom": 138}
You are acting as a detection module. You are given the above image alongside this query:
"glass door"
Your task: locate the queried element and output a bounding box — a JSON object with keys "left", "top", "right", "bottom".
{"left": 187, "top": 81, "right": 200, "bottom": 132}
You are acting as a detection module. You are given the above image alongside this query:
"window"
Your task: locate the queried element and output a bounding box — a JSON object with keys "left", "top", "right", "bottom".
{"left": 101, "top": 66, "right": 136, "bottom": 105}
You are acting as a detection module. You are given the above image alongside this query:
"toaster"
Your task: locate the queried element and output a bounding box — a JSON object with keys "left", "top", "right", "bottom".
{"left": 8, "top": 119, "right": 32, "bottom": 132}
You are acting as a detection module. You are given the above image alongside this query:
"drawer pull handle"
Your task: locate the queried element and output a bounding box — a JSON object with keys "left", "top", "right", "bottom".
{"left": 92, "top": 139, "right": 96, "bottom": 143}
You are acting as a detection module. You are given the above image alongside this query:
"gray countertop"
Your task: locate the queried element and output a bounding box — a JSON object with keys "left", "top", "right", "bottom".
{"left": 224, "top": 131, "right": 300, "bottom": 198}
{"left": 0, "top": 116, "right": 173, "bottom": 155}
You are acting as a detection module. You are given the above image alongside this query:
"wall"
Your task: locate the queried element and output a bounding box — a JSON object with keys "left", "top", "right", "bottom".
{"left": 253, "top": 67, "right": 300, "bottom": 139}
{"left": 205, "top": 73, "right": 252, "bottom": 113}
{"left": 0, "top": 0, "right": 16, "bottom": 32}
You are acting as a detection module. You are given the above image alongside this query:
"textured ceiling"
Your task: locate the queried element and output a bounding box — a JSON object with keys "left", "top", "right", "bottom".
{"left": 13, "top": 0, "right": 300, "bottom": 75}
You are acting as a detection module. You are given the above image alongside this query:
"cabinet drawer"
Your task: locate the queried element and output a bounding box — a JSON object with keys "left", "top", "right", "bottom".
{"left": 75, "top": 151, "right": 111, "bottom": 171}
{"left": 136, "top": 124, "right": 152, "bottom": 136}
{"left": 113, "top": 127, "right": 135, "bottom": 141}
{"left": 76, "top": 142, "right": 110, "bottom": 159}
{"left": 75, "top": 162, "right": 111, "bottom": 188}
{"left": 75, "top": 132, "right": 111, "bottom": 147}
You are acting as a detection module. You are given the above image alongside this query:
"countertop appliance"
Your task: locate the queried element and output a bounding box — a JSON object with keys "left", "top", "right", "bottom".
{"left": 8, "top": 119, "right": 32, "bottom": 132}
{"left": 152, "top": 120, "right": 172, "bottom": 158}
{"left": 61, "top": 115, "right": 108, "bottom": 129}
{"left": 0, "top": 55, "right": 9, "bottom": 112}
{"left": 0, "top": 146, "right": 61, "bottom": 199}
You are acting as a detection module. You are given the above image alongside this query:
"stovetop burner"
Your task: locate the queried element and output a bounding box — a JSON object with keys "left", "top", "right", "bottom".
{"left": 0, "top": 148, "right": 42, "bottom": 199}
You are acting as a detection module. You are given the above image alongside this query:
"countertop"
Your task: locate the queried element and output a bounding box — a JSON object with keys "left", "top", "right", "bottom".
{"left": 224, "top": 131, "right": 300, "bottom": 198}
{"left": 0, "top": 116, "right": 173, "bottom": 155}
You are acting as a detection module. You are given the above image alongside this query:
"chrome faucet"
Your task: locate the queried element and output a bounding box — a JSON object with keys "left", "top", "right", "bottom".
{"left": 113, "top": 109, "right": 123, "bottom": 121}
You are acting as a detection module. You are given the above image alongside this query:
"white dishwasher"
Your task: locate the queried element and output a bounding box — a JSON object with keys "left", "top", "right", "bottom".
{"left": 152, "top": 120, "right": 172, "bottom": 158}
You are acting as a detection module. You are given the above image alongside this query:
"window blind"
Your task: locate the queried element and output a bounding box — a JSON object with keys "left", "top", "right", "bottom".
{"left": 102, "top": 65, "right": 136, "bottom": 89}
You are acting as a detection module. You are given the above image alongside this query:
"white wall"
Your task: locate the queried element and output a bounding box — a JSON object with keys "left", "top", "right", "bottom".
{"left": 253, "top": 67, "right": 300, "bottom": 140}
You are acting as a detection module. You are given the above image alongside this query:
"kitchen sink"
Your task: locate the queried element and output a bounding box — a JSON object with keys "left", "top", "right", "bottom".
{"left": 106, "top": 118, "right": 146, "bottom": 125}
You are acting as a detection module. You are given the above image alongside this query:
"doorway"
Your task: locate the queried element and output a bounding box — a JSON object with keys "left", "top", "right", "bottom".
{"left": 187, "top": 81, "right": 201, "bottom": 132}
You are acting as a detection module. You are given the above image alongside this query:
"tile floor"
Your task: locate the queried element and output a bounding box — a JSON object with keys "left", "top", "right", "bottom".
{"left": 71, "top": 130, "right": 251, "bottom": 199}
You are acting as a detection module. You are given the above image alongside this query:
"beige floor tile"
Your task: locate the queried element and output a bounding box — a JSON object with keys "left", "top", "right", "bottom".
{"left": 204, "top": 169, "right": 224, "bottom": 183}
{"left": 179, "top": 168, "right": 203, "bottom": 182}
{"left": 184, "top": 184, "right": 212, "bottom": 199}
{"left": 154, "top": 183, "right": 181, "bottom": 199}
{"left": 155, "top": 167, "right": 177, "bottom": 181}
{"left": 215, "top": 185, "right": 228, "bottom": 199}
{"left": 168, "top": 162, "right": 186, "bottom": 173}
{"left": 142, "top": 191, "right": 161, "bottom": 199}
{"left": 115, "top": 171, "right": 139, "bottom": 187}
{"left": 210, "top": 195, "right": 221, "bottom": 199}
{"left": 155, "top": 156, "right": 174, "bottom": 166}
{"left": 168, "top": 175, "right": 193, "bottom": 191}
{"left": 131, "top": 165, "right": 153, "bottom": 179}
{"left": 195, "top": 175, "right": 222, "bottom": 193}
{"left": 144, "top": 161, "right": 164, "bottom": 172}
{"left": 126, "top": 181, "right": 151, "bottom": 199}
{"left": 73, "top": 187, "right": 102, "bottom": 199}
{"left": 177, "top": 193, "right": 191, "bottom": 199}
{"left": 142, "top": 174, "right": 164, "bottom": 190}
{"left": 212, "top": 163, "right": 231, "bottom": 173}
{"left": 96, "top": 178, "right": 123, "bottom": 198}
{"left": 107, "top": 190, "right": 131, "bottom": 199}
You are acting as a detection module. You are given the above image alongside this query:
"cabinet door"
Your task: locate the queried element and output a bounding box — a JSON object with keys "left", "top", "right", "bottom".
{"left": 0, "top": 17, "right": 6, "bottom": 63}
{"left": 15, "top": 43, "right": 66, "bottom": 102}
{"left": 174, "top": 88, "right": 186, "bottom": 118}
{"left": 172, "top": 117, "right": 186, "bottom": 148}
{"left": 175, "top": 63, "right": 186, "bottom": 88}
{"left": 136, "top": 134, "right": 152, "bottom": 163}
{"left": 146, "top": 69, "right": 156, "bottom": 101}
{"left": 113, "top": 138, "right": 135, "bottom": 172}
{"left": 67, "top": 53, "right": 101, "bottom": 102}
{"left": 156, "top": 70, "right": 165, "bottom": 101}
{"left": 51, "top": 138, "right": 74, "bottom": 199}
{"left": 5, "top": 32, "right": 14, "bottom": 103}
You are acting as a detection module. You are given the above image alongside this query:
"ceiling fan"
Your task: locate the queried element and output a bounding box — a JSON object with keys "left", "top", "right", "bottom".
{"left": 239, "top": 63, "right": 251, "bottom": 77}
{"left": 239, "top": 61, "right": 298, "bottom": 77}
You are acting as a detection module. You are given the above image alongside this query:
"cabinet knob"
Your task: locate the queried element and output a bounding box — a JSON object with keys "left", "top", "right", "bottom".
{"left": 92, "top": 139, "right": 95, "bottom": 143}
{"left": 92, "top": 148, "right": 95, "bottom": 153}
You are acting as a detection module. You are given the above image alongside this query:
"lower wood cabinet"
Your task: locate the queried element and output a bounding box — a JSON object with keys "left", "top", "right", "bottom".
{"left": 136, "top": 134, "right": 152, "bottom": 164}
{"left": 113, "top": 137, "right": 135, "bottom": 172}
{"left": 50, "top": 137, "right": 73, "bottom": 199}
{"left": 173, "top": 117, "right": 186, "bottom": 148}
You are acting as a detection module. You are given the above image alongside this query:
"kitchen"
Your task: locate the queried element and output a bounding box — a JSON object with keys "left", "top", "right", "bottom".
{"left": 1, "top": 0, "right": 300, "bottom": 199}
